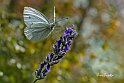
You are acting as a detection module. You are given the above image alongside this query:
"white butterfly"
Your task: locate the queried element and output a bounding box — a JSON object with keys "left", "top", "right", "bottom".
{"left": 23, "top": 6, "right": 56, "bottom": 41}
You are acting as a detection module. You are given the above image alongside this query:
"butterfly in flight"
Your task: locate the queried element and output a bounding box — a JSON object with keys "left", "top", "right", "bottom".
{"left": 23, "top": 6, "right": 56, "bottom": 41}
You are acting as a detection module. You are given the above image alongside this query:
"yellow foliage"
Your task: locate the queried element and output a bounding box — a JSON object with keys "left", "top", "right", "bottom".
{"left": 107, "top": 20, "right": 120, "bottom": 35}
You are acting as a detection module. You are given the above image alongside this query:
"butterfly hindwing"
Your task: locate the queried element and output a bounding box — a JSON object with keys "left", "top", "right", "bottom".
{"left": 24, "top": 22, "right": 52, "bottom": 41}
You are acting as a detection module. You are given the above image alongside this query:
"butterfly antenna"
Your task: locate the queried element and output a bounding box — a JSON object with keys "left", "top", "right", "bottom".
{"left": 54, "top": 6, "right": 56, "bottom": 24}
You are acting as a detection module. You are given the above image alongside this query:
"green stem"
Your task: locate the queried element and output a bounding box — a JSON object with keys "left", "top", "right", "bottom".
{"left": 33, "top": 78, "right": 40, "bottom": 83}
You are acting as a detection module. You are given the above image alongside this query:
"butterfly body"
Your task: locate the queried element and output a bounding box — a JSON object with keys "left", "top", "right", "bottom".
{"left": 23, "top": 7, "right": 55, "bottom": 41}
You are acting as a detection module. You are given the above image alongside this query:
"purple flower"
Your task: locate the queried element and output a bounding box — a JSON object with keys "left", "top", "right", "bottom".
{"left": 46, "top": 52, "right": 54, "bottom": 62}
{"left": 33, "top": 24, "right": 78, "bottom": 83}
{"left": 35, "top": 61, "right": 50, "bottom": 79}
{"left": 46, "top": 52, "right": 59, "bottom": 65}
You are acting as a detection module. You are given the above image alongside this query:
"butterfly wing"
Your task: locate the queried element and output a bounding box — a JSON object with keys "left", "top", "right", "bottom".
{"left": 23, "top": 7, "right": 50, "bottom": 26}
{"left": 24, "top": 22, "right": 53, "bottom": 41}
{"left": 23, "top": 7, "right": 53, "bottom": 41}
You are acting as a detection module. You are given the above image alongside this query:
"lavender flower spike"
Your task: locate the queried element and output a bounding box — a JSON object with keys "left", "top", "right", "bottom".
{"left": 33, "top": 24, "right": 78, "bottom": 83}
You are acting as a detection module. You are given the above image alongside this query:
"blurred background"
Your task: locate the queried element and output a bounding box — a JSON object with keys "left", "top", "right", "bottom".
{"left": 0, "top": 0, "right": 124, "bottom": 83}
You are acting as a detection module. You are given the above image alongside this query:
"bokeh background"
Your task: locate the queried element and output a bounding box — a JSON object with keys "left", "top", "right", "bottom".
{"left": 0, "top": 0, "right": 124, "bottom": 83}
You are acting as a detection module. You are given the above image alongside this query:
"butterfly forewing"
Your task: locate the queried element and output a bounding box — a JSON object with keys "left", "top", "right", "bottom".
{"left": 23, "top": 7, "right": 50, "bottom": 26}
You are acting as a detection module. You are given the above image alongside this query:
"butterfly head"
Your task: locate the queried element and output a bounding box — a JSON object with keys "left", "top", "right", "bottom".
{"left": 50, "top": 23, "right": 55, "bottom": 30}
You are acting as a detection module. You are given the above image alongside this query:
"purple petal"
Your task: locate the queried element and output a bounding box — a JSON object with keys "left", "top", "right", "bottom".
{"left": 69, "top": 36, "right": 74, "bottom": 40}
{"left": 59, "top": 51, "right": 66, "bottom": 55}
{"left": 50, "top": 52, "right": 54, "bottom": 60}
{"left": 51, "top": 60, "right": 59, "bottom": 65}
{"left": 63, "top": 44, "right": 70, "bottom": 51}
{"left": 46, "top": 54, "right": 50, "bottom": 61}
{"left": 72, "top": 30, "right": 78, "bottom": 36}
{"left": 53, "top": 44, "right": 61, "bottom": 54}
{"left": 46, "top": 52, "right": 54, "bottom": 62}
{"left": 36, "top": 61, "right": 47, "bottom": 76}
{"left": 39, "top": 73, "right": 47, "bottom": 79}
{"left": 56, "top": 40, "right": 61, "bottom": 47}
{"left": 71, "top": 24, "right": 75, "bottom": 28}
{"left": 46, "top": 64, "right": 50, "bottom": 72}
{"left": 57, "top": 55, "right": 63, "bottom": 60}
{"left": 43, "top": 64, "right": 51, "bottom": 74}
{"left": 40, "top": 73, "right": 46, "bottom": 79}
{"left": 68, "top": 40, "right": 72, "bottom": 46}
{"left": 40, "top": 61, "right": 47, "bottom": 69}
